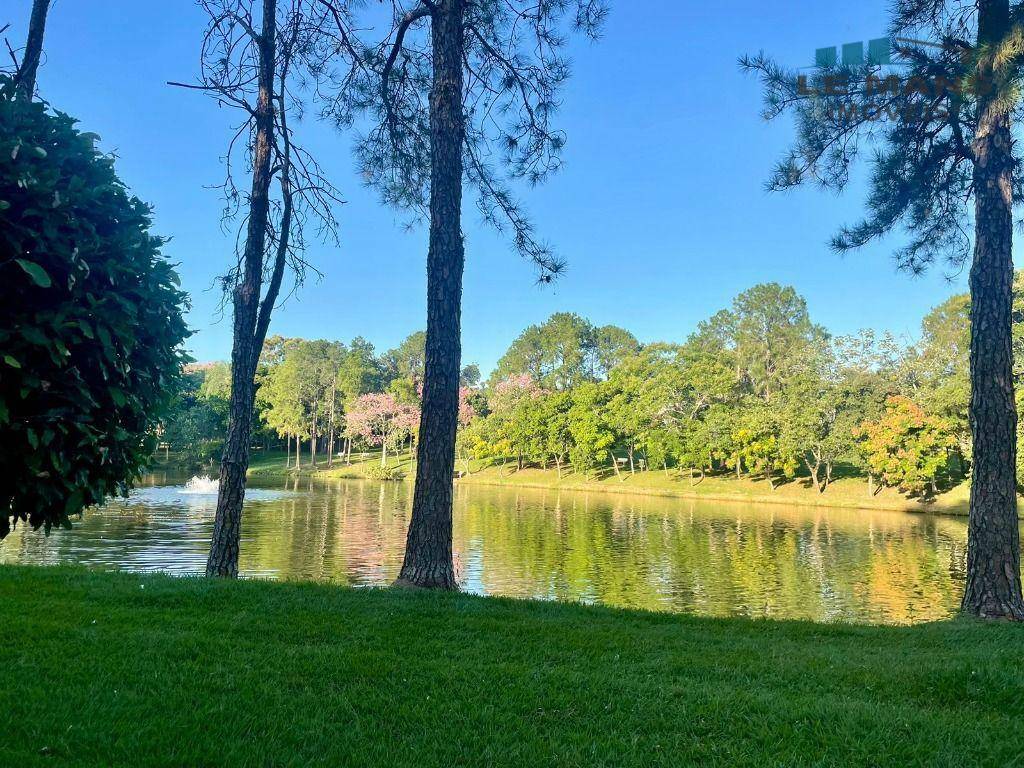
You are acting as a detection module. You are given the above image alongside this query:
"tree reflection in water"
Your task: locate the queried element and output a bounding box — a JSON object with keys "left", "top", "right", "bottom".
{"left": 0, "top": 475, "right": 989, "bottom": 624}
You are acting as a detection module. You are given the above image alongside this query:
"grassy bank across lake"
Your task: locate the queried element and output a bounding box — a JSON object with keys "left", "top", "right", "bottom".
{"left": 241, "top": 450, "right": 973, "bottom": 515}
{"left": 1, "top": 565, "right": 1022, "bottom": 766}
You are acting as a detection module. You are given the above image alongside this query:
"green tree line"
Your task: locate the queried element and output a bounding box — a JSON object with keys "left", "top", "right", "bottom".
{"left": 165, "top": 278, "right": 1024, "bottom": 501}
{"left": 162, "top": 331, "right": 479, "bottom": 474}
{"left": 461, "top": 285, "right": 974, "bottom": 497}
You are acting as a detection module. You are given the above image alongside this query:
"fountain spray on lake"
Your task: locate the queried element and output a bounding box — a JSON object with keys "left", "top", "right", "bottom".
{"left": 181, "top": 476, "right": 221, "bottom": 495}
{"left": 122, "top": 475, "right": 302, "bottom": 509}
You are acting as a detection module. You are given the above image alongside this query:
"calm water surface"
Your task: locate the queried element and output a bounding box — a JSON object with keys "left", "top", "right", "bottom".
{"left": 0, "top": 473, "right": 985, "bottom": 624}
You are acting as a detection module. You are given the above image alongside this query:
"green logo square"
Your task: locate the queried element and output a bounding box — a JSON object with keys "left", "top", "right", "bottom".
{"left": 867, "top": 37, "right": 891, "bottom": 65}
{"left": 842, "top": 41, "right": 864, "bottom": 66}
{"left": 815, "top": 46, "right": 837, "bottom": 67}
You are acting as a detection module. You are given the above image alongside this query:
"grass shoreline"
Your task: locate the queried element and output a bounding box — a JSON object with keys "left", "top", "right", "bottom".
{"left": 453, "top": 470, "right": 971, "bottom": 515}
{"left": 230, "top": 450, "right": 975, "bottom": 516}
{"left": 1, "top": 565, "right": 1022, "bottom": 766}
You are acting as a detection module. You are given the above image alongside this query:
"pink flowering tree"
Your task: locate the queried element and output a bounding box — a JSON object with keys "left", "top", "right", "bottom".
{"left": 451, "top": 387, "right": 480, "bottom": 478}
{"left": 490, "top": 374, "right": 543, "bottom": 413}
{"left": 458, "top": 387, "right": 476, "bottom": 427}
{"left": 346, "top": 393, "right": 420, "bottom": 467}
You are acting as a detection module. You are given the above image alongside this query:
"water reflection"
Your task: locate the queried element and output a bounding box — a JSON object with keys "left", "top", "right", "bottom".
{"left": 0, "top": 474, "right": 986, "bottom": 624}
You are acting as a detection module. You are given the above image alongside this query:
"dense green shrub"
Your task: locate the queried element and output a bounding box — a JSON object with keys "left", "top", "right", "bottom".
{"left": 0, "top": 77, "right": 190, "bottom": 537}
{"left": 363, "top": 464, "right": 406, "bottom": 482}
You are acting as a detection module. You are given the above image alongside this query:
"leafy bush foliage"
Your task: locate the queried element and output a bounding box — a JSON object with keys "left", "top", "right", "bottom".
{"left": 855, "top": 396, "right": 958, "bottom": 496}
{"left": 363, "top": 464, "right": 405, "bottom": 482}
{"left": 0, "top": 77, "right": 190, "bottom": 537}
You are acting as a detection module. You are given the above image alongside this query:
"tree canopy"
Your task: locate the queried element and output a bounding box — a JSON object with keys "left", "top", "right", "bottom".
{"left": 0, "top": 77, "right": 189, "bottom": 537}
{"left": 743, "top": 0, "right": 1024, "bottom": 619}
{"left": 492, "top": 313, "right": 639, "bottom": 390}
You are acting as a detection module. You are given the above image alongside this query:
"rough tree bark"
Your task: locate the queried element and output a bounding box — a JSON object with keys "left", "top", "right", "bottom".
{"left": 395, "top": 0, "right": 464, "bottom": 590}
{"left": 310, "top": 407, "right": 318, "bottom": 467}
{"left": 327, "top": 383, "right": 336, "bottom": 467}
{"left": 14, "top": 0, "right": 50, "bottom": 99}
{"left": 961, "top": 0, "right": 1024, "bottom": 619}
{"left": 206, "top": 0, "right": 283, "bottom": 578}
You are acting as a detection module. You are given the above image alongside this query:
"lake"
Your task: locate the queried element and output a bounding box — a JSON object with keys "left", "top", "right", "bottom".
{"left": 0, "top": 473, "right": 982, "bottom": 624}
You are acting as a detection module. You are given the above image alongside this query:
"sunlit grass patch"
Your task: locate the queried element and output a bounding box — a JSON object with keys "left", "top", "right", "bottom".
{"left": 1, "top": 565, "right": 1021, "bottom": 766}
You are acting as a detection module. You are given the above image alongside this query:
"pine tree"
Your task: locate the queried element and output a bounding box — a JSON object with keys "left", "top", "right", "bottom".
{"left": 323, "top": 0, "right": 608, "bottom": 589}
{"left": 743, "top": 0, "right": 1024, "bottom": 618}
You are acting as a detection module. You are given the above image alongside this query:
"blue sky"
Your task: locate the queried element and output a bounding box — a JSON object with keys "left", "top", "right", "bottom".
{"left": 9, "top": 1, "right": 979, "bottom": 374}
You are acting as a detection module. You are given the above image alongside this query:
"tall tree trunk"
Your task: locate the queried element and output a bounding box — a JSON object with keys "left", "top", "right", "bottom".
{"left": 206, "top": 0, "right": 279, "bottom": 578}
{"left": 962, "top": 0, "right": 1024, "bottom": 620}
{"left": 327, "top": 385, "right": 336, "bottom": 468}
{"left": 207, "top": 347, "right": 260, "bottom": 578}
{"left": 286, "top": 432, "right": 291, "bottom": 469}
{"left": 14, "top": 0, "right": 49, "bottom": 99}
{"left": 310, "top": 408, "right": 318, "bottom": 467}
{"left": 396, "top": 0, "right": 464, "bottom": 590}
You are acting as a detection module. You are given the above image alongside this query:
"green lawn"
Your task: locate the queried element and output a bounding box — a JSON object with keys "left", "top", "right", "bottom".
{"left": 2, "top": 566, "right": 1022, "bottom": 766}
{"left": 245, "top": 448, "right": 418, "bottom": 481}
